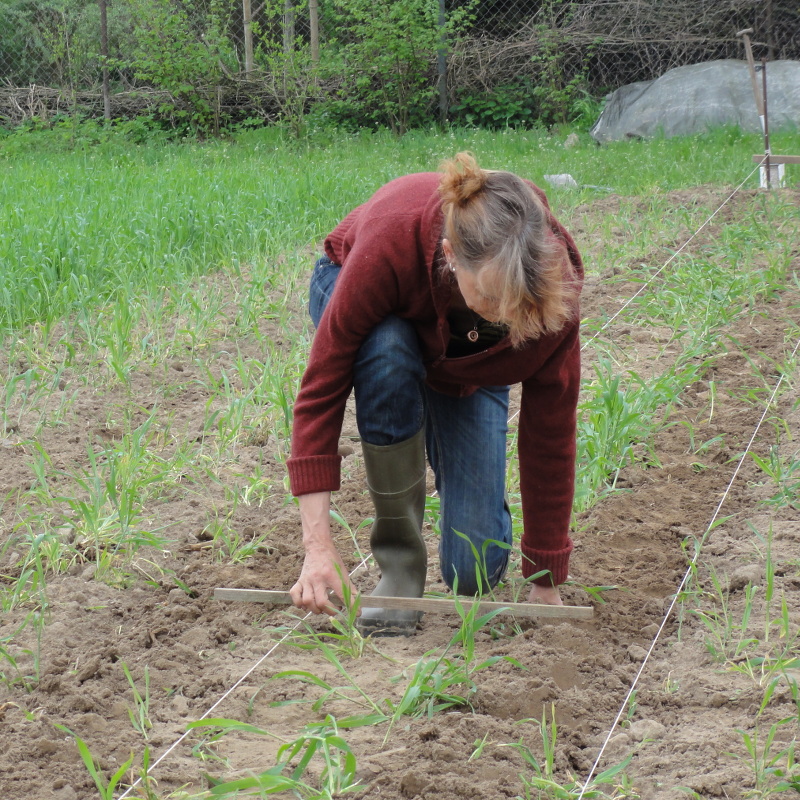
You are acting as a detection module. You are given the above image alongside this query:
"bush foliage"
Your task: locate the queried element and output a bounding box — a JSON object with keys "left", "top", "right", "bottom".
{"left": 2, "top": 0, "right": 798, "bottom": 134}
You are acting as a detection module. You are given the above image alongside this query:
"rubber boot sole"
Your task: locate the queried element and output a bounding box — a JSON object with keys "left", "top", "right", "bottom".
{"left": 357, "top": 612, "right": 422, "bottom": 637}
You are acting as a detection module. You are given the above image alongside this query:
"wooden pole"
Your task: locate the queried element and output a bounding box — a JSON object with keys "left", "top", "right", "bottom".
{"left": 99, "top": 0, "right": 110, "bottom": 120}
{"left": 309, "top": 0, "right": 319, "bottom": 67}
{"left": 436, "top": 0, "right": 448, "bottom": 127}
{"left": 242, "top": 0, "right": 254, "bottom": 76}
{"left": 214, "top": 588, "right": 595, "bottom": 621}
{"left": 765, "top": 0, "right": 776, "bottom": 61}
{"left": 284, "top": 0, "right": 296, "bottom": 54}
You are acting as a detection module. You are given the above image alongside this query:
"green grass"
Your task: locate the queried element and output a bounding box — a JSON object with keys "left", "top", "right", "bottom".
{"left": 1, "top": 123, "right": 800, "bottom": 799}
{"left": 2, "top": 123, "right": 799, "bottom": 337}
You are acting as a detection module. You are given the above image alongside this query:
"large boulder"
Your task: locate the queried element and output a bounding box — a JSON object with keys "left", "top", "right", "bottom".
{"left": 590, "top": 59, "right": 800, "bottom": 143}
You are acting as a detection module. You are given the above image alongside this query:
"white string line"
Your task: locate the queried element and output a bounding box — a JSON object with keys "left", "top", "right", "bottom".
{"left": 117, "top": 553, "right": 372, "bottom": 799}
{"left": 576, "top": 332, "right": 800, "bottom": 800}
{"left": 579, "top": 158, "right": 767, "bottom": 356}
{"left": 509, "top": 157, "right": 767, "bottom": 425}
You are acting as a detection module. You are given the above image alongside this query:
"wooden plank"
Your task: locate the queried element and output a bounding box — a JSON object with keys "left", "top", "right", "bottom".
{"left": 752, "top": 155, "right": 800, "bottom": 164}
{"left": 214, "top": 588, "right": 594, "bottom": 620}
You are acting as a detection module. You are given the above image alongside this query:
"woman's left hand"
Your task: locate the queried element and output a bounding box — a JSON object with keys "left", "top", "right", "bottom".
{"left": 527, "top": 583, "right": 563, "bottom": 606}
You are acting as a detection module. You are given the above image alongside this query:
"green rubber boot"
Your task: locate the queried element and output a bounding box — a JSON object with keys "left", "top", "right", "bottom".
{"left": 357, "top": 429, "right": 428, "bottom": 637}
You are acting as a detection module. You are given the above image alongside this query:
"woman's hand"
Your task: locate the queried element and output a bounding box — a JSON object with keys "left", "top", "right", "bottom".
{"left": 290, "top": 492, "right": 356, "bottom": 615}
{"left": 291, "top": 544, "right": 353, "bottom": 616}
{"left": 527, "top": 583, "right": 563, "bottom": 606}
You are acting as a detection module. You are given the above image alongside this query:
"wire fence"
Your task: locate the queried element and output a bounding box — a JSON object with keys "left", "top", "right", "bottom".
{"left": 1, "top": 0, "right": 798, "bottom": 127}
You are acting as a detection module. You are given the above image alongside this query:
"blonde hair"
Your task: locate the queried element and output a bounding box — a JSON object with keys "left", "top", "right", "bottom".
{"left": 439, "top": 152, "right": 577, "bottom": 346}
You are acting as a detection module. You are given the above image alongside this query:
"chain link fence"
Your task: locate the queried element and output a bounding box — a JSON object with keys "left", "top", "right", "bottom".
{"left": 1, "top": 0, "right": 798, "bottom": 127}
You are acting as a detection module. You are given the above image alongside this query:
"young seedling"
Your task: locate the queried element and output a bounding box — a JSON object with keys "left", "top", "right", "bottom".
{"left": 728, "top": 719, "right": 800, "bottom": 798}
{"left": 188, "top": 715, "right": 361, "bottom": 799}
{"left": 54, "top": 724, "right": 136, "bottom": 800}
{"left": 501, "top": 706, "right": 635, "bottom": 799}
{"left": 122, "top": 662, "right": 153, "bottom": 740}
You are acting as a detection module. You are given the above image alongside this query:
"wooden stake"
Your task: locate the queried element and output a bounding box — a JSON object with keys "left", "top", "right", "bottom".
{"left": 214, "top": 588, "right": 594, "bottom": 621}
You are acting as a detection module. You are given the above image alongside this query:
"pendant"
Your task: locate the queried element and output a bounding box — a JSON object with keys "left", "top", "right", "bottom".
{"left": 467, "top": 329, "right": 479, "bottom": 343}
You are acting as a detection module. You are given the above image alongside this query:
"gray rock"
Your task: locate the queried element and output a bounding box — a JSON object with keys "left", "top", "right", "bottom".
{"left": 591, "top": 59, "right": 800, "bottom": 142}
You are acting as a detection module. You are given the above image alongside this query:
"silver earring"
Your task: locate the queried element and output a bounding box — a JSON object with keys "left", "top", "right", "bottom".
{"left": 448, "top": 262, "right": 456, "bottom": 273}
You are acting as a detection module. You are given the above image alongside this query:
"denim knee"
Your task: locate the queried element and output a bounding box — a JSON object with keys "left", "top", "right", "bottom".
{"left": 353, "top": 316, "right": 425, "bottom": 446}
{"left": 309, "top": 256, "right": 340, "bottom": 327}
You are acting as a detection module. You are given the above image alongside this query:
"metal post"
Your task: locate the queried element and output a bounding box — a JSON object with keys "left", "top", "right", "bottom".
{"left": 762, "top": 58, "right": 771, "bottom": 189}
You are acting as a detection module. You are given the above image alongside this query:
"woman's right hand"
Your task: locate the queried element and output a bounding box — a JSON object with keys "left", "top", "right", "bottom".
{"left": 290, "top": 543, "right": 354, "bottom": 615}
{"left": 290, "top": 492, "right": 356, "bottom": 615}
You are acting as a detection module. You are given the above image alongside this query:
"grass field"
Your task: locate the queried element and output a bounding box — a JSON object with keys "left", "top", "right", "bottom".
{"left": 0, "top": 124, "right": 799, "bottom": 799}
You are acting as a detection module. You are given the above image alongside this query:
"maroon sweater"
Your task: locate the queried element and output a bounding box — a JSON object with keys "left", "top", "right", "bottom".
{"left": 288, "top": 172, "right": 583, "bottom": 585}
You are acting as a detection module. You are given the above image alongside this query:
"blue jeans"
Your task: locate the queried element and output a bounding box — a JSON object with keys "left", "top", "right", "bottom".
{"left": 309, "top": 257, "right": 512, "bottom": 595}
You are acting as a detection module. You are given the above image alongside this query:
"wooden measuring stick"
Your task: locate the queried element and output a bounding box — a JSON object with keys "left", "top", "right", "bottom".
{"left": 214, "top": 588, "right": 594, "bottom": 620}
{"left": 752, "top": 155, "right": 800, "bottom": 164}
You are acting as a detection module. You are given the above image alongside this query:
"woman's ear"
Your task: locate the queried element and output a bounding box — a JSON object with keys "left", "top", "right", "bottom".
{"left": 442, "top": 238, "right": 454, "bottom": 262}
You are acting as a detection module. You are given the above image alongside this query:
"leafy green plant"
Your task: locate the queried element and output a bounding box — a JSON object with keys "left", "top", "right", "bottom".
{"left": 265, "top": 656, "right": 386, "bottom": 721}
{"left": 450, "top": 83, "right": 537, "bottom": 129}
{"left": 328, "top": 505, "right": 371, "bottom": 564}
{"left": 252, "top": 18, "right": 321, "bottom": 139}
{"left": 124, "top": 0, "right": 232, "bottom": 133}
{"left": 323, "top": 0, "right": 475, "bottom": 133}
{"left": 527, "top": 8, "right": 600, "bottom": 128}
{"left": 266, "top": 585, "right": 520, "bottom": 736}
{"left": 50, "top": 439, "right": 170, "bottom": 570}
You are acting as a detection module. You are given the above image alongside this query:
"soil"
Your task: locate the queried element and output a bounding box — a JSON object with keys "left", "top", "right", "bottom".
{"left": 1, "top": 187, "right": 799, "bottom": 800}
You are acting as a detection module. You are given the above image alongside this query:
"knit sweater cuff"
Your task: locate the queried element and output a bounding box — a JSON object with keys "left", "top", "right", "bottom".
{"left": 520, "top": 540, "right": 573, "bottom": 586}
{"left": 287, "top": 455, "right": 342, "bottom": 496}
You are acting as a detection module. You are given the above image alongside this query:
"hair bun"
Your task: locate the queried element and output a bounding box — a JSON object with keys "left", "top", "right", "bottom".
{"left": 439, "top": 152, "right": 488, "bottom": 207}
